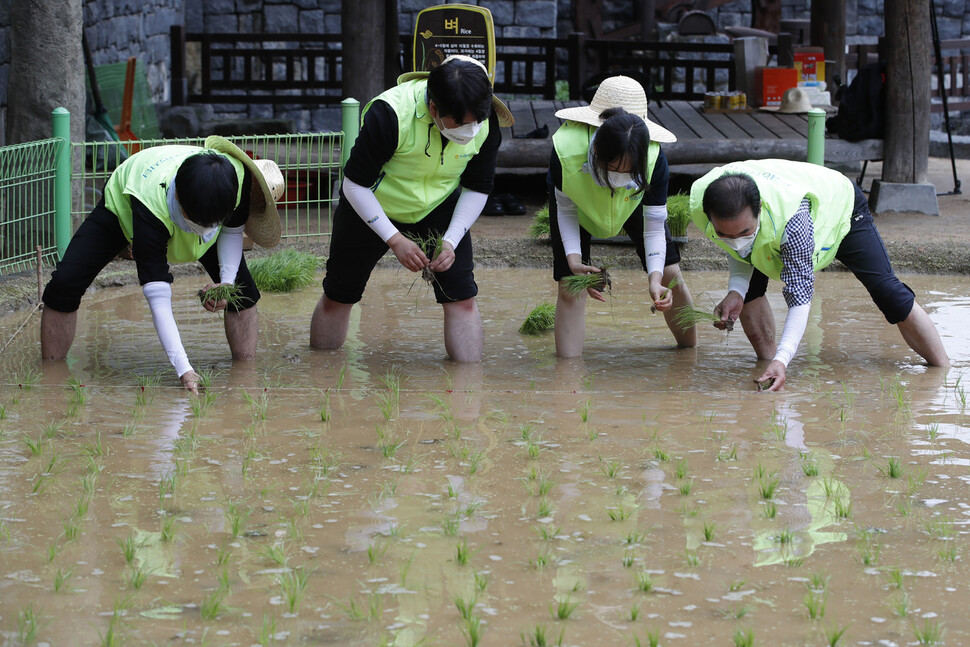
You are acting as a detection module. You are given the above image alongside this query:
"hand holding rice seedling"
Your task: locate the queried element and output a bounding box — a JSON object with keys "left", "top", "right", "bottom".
{"left": 561, "top": 267, "right": 611, "bottom": 297}
{"left": 672, "top": 305, "right": 733, "bottom": 331}
{"left": 198, "top": 283, "right": 248, "bottom": 312}
{"left": 651, "top": 276, "right": 680, "bottom": 313}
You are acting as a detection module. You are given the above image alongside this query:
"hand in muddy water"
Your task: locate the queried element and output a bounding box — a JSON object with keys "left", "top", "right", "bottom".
{"left": 387, "top": 232, "right": 429, "bottom": 272}
{"left": 755, "top": 360, "right": 786, "bottom": 392}
{"left": 428, "top": 240, "right": 455, "bottom": 272}
{"left": 714, "top": 291, "right": 744, "bottom": 331}
{"left": 180, "top": 370, "right": 202, "bottom": 394}
{"left": 649, "top": 275, "right": 672, "bottom": 313}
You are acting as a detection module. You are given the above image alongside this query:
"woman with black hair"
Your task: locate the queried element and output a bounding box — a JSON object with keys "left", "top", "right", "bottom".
{"left": 40, "top": 137, "right": 283, "bottom": 393}
{"left": 549, "top": 75, "right": 696, "bottom": 357}
{"left": 310, "top": 55, "right": 513, "bottom": 361}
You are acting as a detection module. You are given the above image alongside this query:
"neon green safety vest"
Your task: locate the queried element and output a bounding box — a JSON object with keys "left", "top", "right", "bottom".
{"left": 106, "top": 145, "right": 245, "bottom": 263}
{"left": 689, "top": 159, "right": 855, "bottom": 280}
{"left": 552, "top": 121, "right": 660, "bottom": 239}
{"left": 363, "top": 79, "right": 490, "bottom": 223}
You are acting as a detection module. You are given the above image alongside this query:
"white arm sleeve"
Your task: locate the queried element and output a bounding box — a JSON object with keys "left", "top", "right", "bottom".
{"left": 643, "top": 205, "right": 668, "bottom": 275}
{"left": 554, "top": 188, "right": 582, "bottom": 257}
{"left": 143, "top": 281, "right": 193, "bottom": 377}
{"left": 443, "top": 189, "right": 488, "bottom": 248}
{"left": 728, "top": 256, "right": 754, "bottom": 297}
{"left": 216, "top": 225, "right": 244, "bottom": 284}
{"left": 773, "top": 302, "right": 810, "bottom": 367}
{"left": 343, "top": 176, "right": 400, "bottom": 242}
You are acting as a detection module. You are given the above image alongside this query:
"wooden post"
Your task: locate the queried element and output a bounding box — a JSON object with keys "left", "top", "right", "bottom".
{"left": 342, "top": 0, "right": 386, "bottom": 106}
{"left": 568, "top": 32, "right": 586, "bottom": 100}
{"left": 810, "top": 0, "right": 846, "bottom": 85}
{"left": 171, "top": 25, "right": 186, "bottom": 106}
{"left": 384, "top": 0, "right": 400, "bottom": 90}
{"left": 870, "top": 0, "right": 938, "bottom": 214}
{"left": 639, "top": 0, "right": 655, "bottom": 40}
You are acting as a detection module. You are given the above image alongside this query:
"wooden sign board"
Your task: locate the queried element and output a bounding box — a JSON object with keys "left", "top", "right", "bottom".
{"left": 412, "top": 4, "right": 495, "bottom": 81}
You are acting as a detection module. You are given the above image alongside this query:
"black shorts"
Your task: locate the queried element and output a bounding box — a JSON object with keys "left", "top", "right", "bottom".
{"left": 323, "top": 189, "right": 478, "bottom": 305}
{"left": 42, "top": 200, "right": 259, "bottom": 313}
{"left": 744, "top": 183, "right": 915, "bottom": 324}
{"left": 548, "top": 181, "right": 681, "bottom": 282}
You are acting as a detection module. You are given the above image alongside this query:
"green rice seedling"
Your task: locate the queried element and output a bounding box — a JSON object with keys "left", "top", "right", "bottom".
{"left": 550, "top": 596, "right": 579, "bottom": 621}
{"left": 379, "top": 437, "right": 405, "bottom": 459}
{"left": 248, "top": 249, "right": 319, "bottom": 292}
{"left": 16, "top": 366, "right": 41, "bottom": 390}
{"left": 468, "top": 571, "right": 488, "bottom": 596}
{"left": 98, "top": 609, "right": 123, "bottom": 647}
{"left": 53, "top": 567, "right": 73, "bottom": 593}
{"left": 672, "top": 305, "right": 726, "bottom": 330}
{"left": 63, "top": 516, "right": 82, "bottom": 542}
{"left": 635, "top": 571, "right": 654, "bottom": 593}
{"left": 522, "top": 622, "right": 564, "bottom": 647}
{"left": 441, "top": 514, "right": 460, "bottom": 537}
{"left": 702, "top": 518, "right": 717, "bottom": 542}
{"left": 728, "top": 580, "right": 746, "bottom": 592}
{"left": 674, "top": 458, "right": 689, "bottom": 479}
{"left": 762, "top": 407, "right": 789, "bottom": 440}
{"left": 527, "top": 440, "right": 542, "bottom": 460}
{"left": 938, "top": 543, "right": 958, "bottom": 563}
{"left": 579, "top": 399, "right": 592, "bottom": 424}
{"left": 666, "top": 193, "right": 691, "bottom": 239}
{"left": 877, "top": 456, "right": 903, "bottom": 479}
{"left": 277, "top": 567, "right": 310, "bottom": 613}
{"left": 216, "top": 545, "right": 233, "bottom": 567}
{"left": 891, "top": 592, "right": 910, "bottom": 618}
{"left": 834, "top": 496, "right": 852, "bottom": 519}
{"left": 117, "top": 535, "right": 137, "bottom": 566}
{"left": 198, "top": 283, "right": 248, "bottom": 311}
{"left": 529, "top": 550, "right": 552, "bottom": 570}
{"left": 189, "top": 390, "right": 218, "bottom": 418}
{"left": 520, "top": 303, "right": 556, "bottom": 335}
{"left": 625, "top": 531, "right": 644, "bottom": 545}
{"left": 716, "top": 444, "right": 739, "bottom": 461}
{"left": 461, "top": 613, "right": 483, "bottom": 647}
{"left": 758, "top": 475, "right": 779, "bottom": 500}
{"left": 804, "top": 590, "right": 827, "bottom": 620}
{"left": 683, "top": 549, "right": 700, "bottom": 567}
{"left": 454, "top": 594, "right": 478, "bottom": 621}
{"left": 825, "top": 623, "right": 849, "bottom": 646}
{"left": 888, "top": 375, "right": 910, "bottom": 414}
{"left": 367, "top": 540, "right": 388, "bottom": 565}
{"left": 628, "top": 602, "right": 642, "bottom": 622}
{"left": 224, "top": 500, "right": 250, "bottom": 539}
{"left": 912, "top": 618, "right": 944, "bottom": 644}
{"left": 600, "top": 458, "right": 621, "bottom": 479}
{"left": 753, "top": 461, "right": 768, "bottom": 479}
{"left": 561, "top": 268, "right": 611, "bottom": 296}
{"left": 125, "top": 565, "right": 150, "bottom": 590}
{"left": 652, "top": 447, "right": 670, "bottom": 462}
{"left": 733, "top": 627, "right": 754, "bottom": 647}
{"left": 260, "top": 543, "right": 289, "bottom": 568}
{"left": 21, "top": 433, "right": 44, "bottom": 457}
{"left": 621, "top": 552, "right": 635, "bottom": 568}
{"left": 529, "top": 203, "right": 550, "bottom": 239}
{"left": 18, "top": 604, "right": 40, "bottom": 643}
{"left": 776, "top": 527, "right": 794, "bottom": 544}
{"left": 821, "top": 477, "right": 843, "bottom": 500}
{"left": 800, "top": 452, "right": 820, "bottom": 477}
{"left": 467, "top": 450, "right": 485, "bottom": 475}
{"left": 241, "top": 390, "right": 269, "bottom": 421}
{"left": 160, "top": 514, "right": 179, "bottom": 543}
{"left": 607, "top": 504, "right": 633, "bottom": 521}
{"left": 82, "top": 432, "right": 106, "bottom": 459}
{"left": 257, "top": 614, "right": 278, "bottom": 646}
{"left": 856, "top": 530, "right": 880, "bottom": 565}
{"left": 534, "top": 525, "right": 562, "bottom": 542}
{"left": 884, "top": 566, "right": 903, "bottom": 589}
{"left": 318, "top": 389, "right": 332, "bottom": 422}
{"left": 200, "top": 586, "right": 229, "bottom": 620}
{"left": 907, "top": 468, "right": 928, "bottom": 496}
{"left": 196, "top": 368, "right": 217, "bottom": 391}
{"left": 678, "top": 479, "right": 693, "bottom": 496}
{"left": 634, "top": 629, "right": 661, "bottom": 647}
{"left": 46, "top": 540, "right": 60, "bottom": 563}
{"left": 809, "top": 570, "right": 830, "bottom": 591}
{"left": 455, "top": 539, "right": 473, "bottom": 566}
{"left": 783, "top": 551, "right": 806, "bottom": 567}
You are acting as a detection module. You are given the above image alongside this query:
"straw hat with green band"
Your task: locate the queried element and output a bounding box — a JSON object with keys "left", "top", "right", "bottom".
{"left": 204, "top": 135, "right": 284, "bottom": 247}
{"left": 397, "top": 55, "right": 514, "bottom": 128}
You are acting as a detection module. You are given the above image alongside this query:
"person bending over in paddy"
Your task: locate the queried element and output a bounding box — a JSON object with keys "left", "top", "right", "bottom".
{"left": 690, "top": 159, "right": 949, "bottom": 391}
{"left": 548, "top": 75, "right": 696, "bottom": 357}
{"left": 41, "top": 137, "right": 284, "bottom": 393}
{"left": 309, "top": 55, "right": 513, "bottom": 361}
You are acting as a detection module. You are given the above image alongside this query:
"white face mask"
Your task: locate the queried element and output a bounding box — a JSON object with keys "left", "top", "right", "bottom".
{"left": 720, "top": 225, "right": 759, "bottom": 257}
{"left": 435, "top": 116, "right": 483, "bottom": 145}
{"left": 167, "top": 178, "right": 220, "bottom": 242}
{"left": 607, "top": 171, "right": 634, "bottom": 188}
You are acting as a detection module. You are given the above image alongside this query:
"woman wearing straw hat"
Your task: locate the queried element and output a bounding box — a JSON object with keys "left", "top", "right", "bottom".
{"left": 549, "top": 75, "right": 696, "bottom": 357}
{"left": 41, "top": 136, "right": 284, "bottom": 393}
{"left": 310, "top": 55, "right": 513, "bottom": 361}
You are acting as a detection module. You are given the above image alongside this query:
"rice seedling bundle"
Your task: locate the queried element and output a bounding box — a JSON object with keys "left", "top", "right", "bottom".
{"left": 197, "top": 283, "right": 248, "bottom": 309}
{"left": 561, "top": 268, "right": 611, "bottom": 296}
{"left": 672, "top": 305, "right": 732, "bottom": 331}
{"left": 519, "top": 303, "right": 555, "bottom": 335}
{"left": 529, "top": 203, "right": 550, "bottom": 239}
{"left": 248, "top": 249, "right": 320, "bottom": 293}
{"left": 666, "top": 193, "right": 691, "bottom": 239}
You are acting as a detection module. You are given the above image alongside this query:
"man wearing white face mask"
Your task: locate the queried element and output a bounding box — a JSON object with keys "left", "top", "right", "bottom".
{"left": 41, "top": 138, "right": 284, "bottom": 393}
{"left": 691, "top": 159, "right": 949, "bottom": 391}
{"left": 547, "top": 75, "right": 696, "bottom": 357}
{"left": 310, "top": 55, "right": 513, "bottom": 361}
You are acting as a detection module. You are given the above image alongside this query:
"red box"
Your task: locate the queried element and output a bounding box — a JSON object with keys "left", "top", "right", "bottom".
{"left": 794, "top": 48, "right": 825, "bottom": 83}
{"left": 757, "top": 67, "right": 798, "bottom": 107}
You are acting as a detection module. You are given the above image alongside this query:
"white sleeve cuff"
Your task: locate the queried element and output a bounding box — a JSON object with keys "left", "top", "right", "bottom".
{"left": 643, "top": 205, "right": 667, "bottom": 275}
{"left": 217, "top": 225, "right": 244, "bottom": 284}
{"left": 554, "top": 188, "right": 582, "bottom": 257}
{"left": 728, "top": 256, "right": 754, "bottom": 297}
{"left": 143, "top": 281, "right": 193, "bottom": 377}
{"left": 443, "top": 189, "right": 488, "bottom": 248}
{"left": 774, "top": 303, "right": 810, "bottom": 367}
{"left": 343, "top": 177, "right": 399, "bottom": 242}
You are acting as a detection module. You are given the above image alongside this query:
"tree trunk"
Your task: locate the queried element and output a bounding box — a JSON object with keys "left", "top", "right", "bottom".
{"left": 6, "top": 0, "right": 84, "bottom": 145}
{"left": 342, "top": 0, "right": 387, "bottom": 107}
{"left": 810, "top": 0, "right": 846, "bottom": 85}
{"left": 882, "top": 0, "right": 931, "bottom": 183}
{"left": 384, "top": 0, "right": 401, "bottom": 89}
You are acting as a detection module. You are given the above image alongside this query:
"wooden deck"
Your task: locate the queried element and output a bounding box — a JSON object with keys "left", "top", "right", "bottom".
{"left": 497, "top": 99, "right": 883, "bottom": 170}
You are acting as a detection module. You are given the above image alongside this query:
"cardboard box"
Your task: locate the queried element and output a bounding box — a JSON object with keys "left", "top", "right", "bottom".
{"left": 794, "top": 48, "right": 825, "bottom": 83}
{"left": 757, "top": 67, "right": 798, "bottom": 107}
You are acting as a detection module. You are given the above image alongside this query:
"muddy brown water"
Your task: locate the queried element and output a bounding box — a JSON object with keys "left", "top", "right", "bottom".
{"left": 0, "top": 269, "right": 968, "bottom": 646}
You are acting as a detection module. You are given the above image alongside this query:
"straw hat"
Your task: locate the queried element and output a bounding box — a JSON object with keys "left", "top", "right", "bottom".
{"left": 759, "top": 86, "right": 813, "bottom": 113}
{"left": 555, "top": 75, "right": 677, "bottom": 144}
{"left": 204, "top": 135, "right": 282, "bottom": 247}
{"left": 397, "top": 55, "right": 514, "bottom": 128}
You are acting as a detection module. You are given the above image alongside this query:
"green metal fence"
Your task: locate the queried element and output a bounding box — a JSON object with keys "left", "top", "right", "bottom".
{"left": 0, "top": 138, "right": 63, "bottom": 275}
{"left": 73, "top": 132, "right": 344, "bottom": 242}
